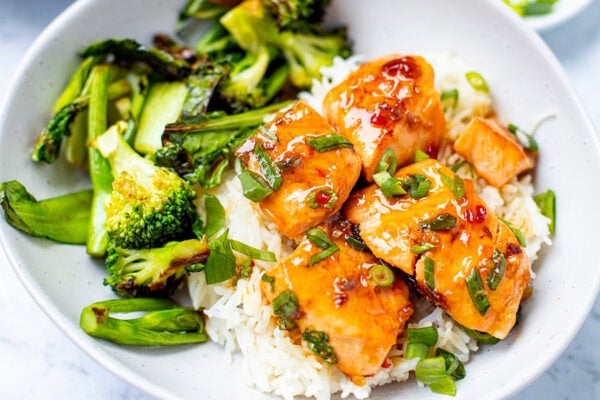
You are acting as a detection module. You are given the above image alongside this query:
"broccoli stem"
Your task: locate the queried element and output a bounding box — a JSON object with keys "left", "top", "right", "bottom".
{"left": 80, "top": 298, "right": 208, "bottom": 346}
{"left": 87, "top": 65, "right": 113, "bottom": 257}
{"left": 0, "top": 180, "right": 92, "bottom": 244}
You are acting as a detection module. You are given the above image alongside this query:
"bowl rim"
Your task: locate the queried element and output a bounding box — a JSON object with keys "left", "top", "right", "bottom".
{"left": 1, "top": 0, "right": 599, "bottom": 399}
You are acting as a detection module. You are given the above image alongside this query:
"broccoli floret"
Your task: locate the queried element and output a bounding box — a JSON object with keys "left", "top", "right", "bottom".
{"left": 92, "top": 121, "right": 198, "bottom": 249}
{"left": 262, "top": 0, "right": 331, "bottom": 32}
{"left": 104, "top": 238, "right": 209, "bottom": 298}
{"left": 80, "top": 298, "right": 209, "bottom": 345}
{"left": 0, "top": 180, "right": 92, "bottom": 244}
{"left": 220, "top": 0, "right": 349, "bottom": 89}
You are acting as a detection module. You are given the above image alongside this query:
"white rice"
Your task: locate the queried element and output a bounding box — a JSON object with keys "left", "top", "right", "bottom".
{"left": 186, "top": 54, "right": 552, "bottom": 399}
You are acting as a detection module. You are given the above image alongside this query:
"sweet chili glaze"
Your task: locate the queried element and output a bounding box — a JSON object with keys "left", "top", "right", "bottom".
{"left": 262, "top": 218, "right": 413, "bottom": 379}
{"left": 235, "top": 100, "right": 361, "bottom": 240}
{"left": 322, "top": 55, "right": 446, "bottom": 182}
{"left": 343, "top": 159, "right": 531, "bottom": 339}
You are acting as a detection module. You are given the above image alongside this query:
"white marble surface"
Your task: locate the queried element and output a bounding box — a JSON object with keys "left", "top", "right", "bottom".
{"left": 0, "top": 1, "right": 599, "bottom": 399}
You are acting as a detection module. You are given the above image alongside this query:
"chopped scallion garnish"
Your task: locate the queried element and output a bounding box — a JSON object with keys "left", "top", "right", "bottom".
{"left": 466, "top": 267, "right": 490, "bottom": 316}
{"left": 460, "top": 325, "right": 500, "bottom": 344}
{"left": 440, "top": 88, "right": 459, "bottom": 112}
{"left": 402, "top": 174, "right": 431, "bottom": 199}
{"left": 415, "top": 357, "right": 457, "bottom": 396}
{"left": 373, "top": 171, "right": 407, "bottom": 198}
{"left": 533, "top": 189, "right": 556, "bottom": 234}
{"left": 419, "top": 213, "right": 457, "bottom": 231}
{"left": 238, "top": 169, "right": 273, "bottom": 202}
{"left": 258, "top": 125, "right": 278, "bottom": 142}
{"left": 424, "top": 257, "right": 435, "bottom": 290}
{"left": 230, "top": 239, "right": 277, "bottom": 262}
{"left": 465, "top": 71, "right": 489, "bottom": 93}
{"left": 405, "top": 342, "right": 430, "bottom": 359}
{"left": 410, "top": 242, "right": 435, "bottom": 254}
{"left": 254, "top": 143, "right": 283, "bottom": 191}
{"left": 344, "top": 234, "right": 368, "bottom": 252}
{"left": 272, "top": 289, "right": 300, "bottom": 330}
{"left": 302, "top": 329, "right": 337, "bottom": 364}
{"left": 507, "top": 123, "right": 539, "bottom": 152}
{"left": 498, "top": 216, "right": 527, "bottom": 247}
{"left": 306, "top": 134, "right": 353, "bottom": 152}
{"left": 414, "top": 149, "right": 430, "bottom": 162}
{"left": 261, "top": 273, "right": 275, "bottom": 292}
{"left": 435, "top": 348, "right": 466, "bottom": 381}
{"left": 204, "top": 229, "right": 236, "bottom": 285}
{"left": 377, "top": 148, "right": 398, "bottom": 175}
{"left": 439, "top": 170, "right": 465, "bottom": 201}
{"left": 486, "top": 249, "right": 506, "bottom": 290}
{"left": 203, "top": 194, "right": 225, "bottom": 239}
{"left": 369, "top": 264, "right": 395, "bottom": 287}
{"left": 306, "top": 228, "right": 339, "bottom": 265}
{"left": 408, "top": 326, "right": 438, "bottom": 346}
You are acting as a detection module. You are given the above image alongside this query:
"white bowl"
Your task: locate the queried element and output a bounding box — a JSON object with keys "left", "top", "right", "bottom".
{"left": 524, "top": 0, "right": 592, "bottom": 31}
{"left": 0, "top": 0, "right": 598, "bottom": 399}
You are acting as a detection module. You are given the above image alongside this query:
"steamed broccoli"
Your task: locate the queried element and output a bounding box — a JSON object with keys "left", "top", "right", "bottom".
{"left": 0, "top": 180, "right": 92, "bottom": 244}
{"left": 104, "top": 238, "right": 209, "bottom": 298}
{"left": 262, "top": 0, "right": 331, "bottom": 32}
{"left": 220, "top": 0, "right": 350, "bottom": 89}
{"left": 155, "top": 101, "right": 291, "bottom": 187}
{"left": 80, "top": 298, "right": 208, "bottom": 345}
{"left": 92, "top": 121, "right": 198, "bottom": 249}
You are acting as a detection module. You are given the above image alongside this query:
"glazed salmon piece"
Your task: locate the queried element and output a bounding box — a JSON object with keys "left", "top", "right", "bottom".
{"left": 344, "top": 159, "right": 530, "bottom": 339}
{"left": 235, "top": 100, "right": 361, "bottom": 240}
{"left": 263, "top": 218, "right": 413, "bottom": 378}
{"left": 453, "top": 117, "right": 534, "bottom": 187}
{"left": 322, "top": 54, "right": 446, "bottom": 182}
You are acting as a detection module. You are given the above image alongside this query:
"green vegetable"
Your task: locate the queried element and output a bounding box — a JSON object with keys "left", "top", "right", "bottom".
{"left": 0, "top": 180, "right": 92, "bottom": 244}
{"left": 498, "top": 216, "right": 527, "bottom": 247}
{"left": 410, "top": 242, "right": 435, "bottom": 254}
{"left": 466, "top": 267, "right": 490, "bottom": 316}
{"left": 405, "top": 343, "right": 430, "bottom": 359}
{"left": 460, "top": 325, "right": 500, "bottom": 345}
{"left": 203, "top": 194, "right": 226, "bottom": 239}
{"left": 86, "top": 65, "right": 113, "bottom": 257}
{"left": 302, "top": 329, "right": 337, "bottom": 364}
{"left": 92, "top": 121, "right": 198, "bottom": 249}
{"left": 533, "top": 189, "right": 556, "bottom": 234}
{"left": 230, "top": 239, "right": 277, "bottom": 261}
{"left": 80, "top": 298, "right": 208, "bottom": 346}
{"left": 507, "top": 123, "right": 539, "bottom": 152}
{"left": 263, "top": 0, "right": 331, "bottom": 32}
{"left": 486, "top": 249, "right": 506, "bottom": 290}
{"left": 414, "top": 149, "right": 430, "bottom": 162}
{"left": 273, "top": 289, "right": 301, "bottom": 330}
{"left": 402, "top": 174, "right": 431, "bottom": 199}
{"left": 344, "top": 234, "right": 368, "bottom": 252}
{"left": 53, "top": 56, "right": 101, "bottom": 113}
{"left": 369, "top": 264, "right": 395, "bottom": 287}
{"left": 436, "top": 348, "right": 466, "bottom": 380}
{"left": 204, "top": 229, "right": 237, "bottom": 284}
{"left": 440, "top": 88, "right": 459, "bottom": 113}
{"left": 306, "top": 134, "right": 353, "bottom": 152}
{"left": 439, "top": 170, "right": 465, "bottom": 201}
{"left": 177, "top": 0, "right": 230, "bottom": 34}
{"left": 408, "top": 326, "right": 439, "bottom": 346}
{"left": 415, "top": 356, "right": 457, "bottom": 396}
{"left": 262, "top": 273, "right": 275, "bottom": 292}
{"left": 306, "top": 227, "right": 339, "bottom": 265}
{"left": 465, "top": 71, "right": 489, "bottom": 93}
{"left": 255, "top": 142, "right": 283, "bottom": 191}
{"left": 419, "top": 213, "right": 457, "bottom": 231}
{"left": 424, "top": 257, "right": 435, "bottom": 290}
{"left": 373, "top": 171, "right": 407, "bottom": 198}
{"left": 238, "top": 170, "right": 274, "bottom": 202}
{"left": 306, "top": 188, "right": 338, "bottom": 209}
{"left": 377, "top": 148, "right": 398, "bottom": 175}
{"left": 104, "top": 239, "right": 209, "bottom": 298}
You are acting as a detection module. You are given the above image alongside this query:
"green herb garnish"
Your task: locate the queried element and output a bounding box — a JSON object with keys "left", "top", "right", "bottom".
{"left": 306, "top": 228, "right": 339, "bottom": 265}
{"left": 419, "top": 213, "right": 457, "bottom": 231}
{"left": 424, "top": 257, "right": 435, "bottom": 290}
{"left": 486, "top": 249, "right": 506, "bottom": 290}
{"left": 302, "top": 329, "right": 337, "bottom": 364}
{"left": 272, "top": 290, "right": 300, "bottom": 330}
{"left": 533, "top": 189, "right": 556, "bottom": 234}
{"left": 439, "top": 170, "right": 465, "bottom": 201}
{"left": 306, "top": 134, "right": 352, "bottom": 152}
{"left": 369, "top": 264, "right": 395, "bottom": 287}
{"left": 466, "top": 267, "right": 490, "bottom": 316}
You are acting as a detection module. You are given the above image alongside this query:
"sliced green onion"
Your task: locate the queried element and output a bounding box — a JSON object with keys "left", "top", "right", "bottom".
{"left": 408, "top": 326, "right": 439, "bottom": 346}
{"left": 466, "top": 71, "right": 489, "bottom": 93}
{"left": 373, "top": 171, "right": 407, "bottom": 198}
{"left": 259, "top": 125, "right": 278, "bottom": 142}
{"left": 306, "top": 134, "right": 353, "bottom": 152}
{"left": 507, "top": 123, "right": 539, "bottom": 152}
{"left": 415, "top": 357, "right": 457, "bottom": 396}
{"left": 236, "top": 257, "right": 253, "bottom": 282}
{"left": 204, "top": 230, "right": 236, "bottom": 285}
{"left": 345, "top": 235, "right": 368, "bottom": 252}
{"left": 486, "top": 249, "right": 506, "bottom": 290}
{"left": 410, "top": 242, "right": 436, "bottom": 254}
{"left": 440, "top": 88, "right": 459, "bottom": 112}
{"left": 498, "top": 216, "right": 527, "bottom": 247}
{"left": 272, "top": 289, "right": 300, "bottom": 330}
{"left": 439, "top": 170, "right": 465, "bottom": 201}
{"left": 302, "top": 329, "right": 337, "bottom": 365}
{"left": 414, "top": 149, "right": 430, "bottom": 162}
{"left": 230, "top": 239, "right": 277, "bottom": 262}
{"left": 402, "top": 174, "right": 431, "bottom": 199}
{"left": 238, "top": 170, "right": 273, "bottom": 202}
{"left": 377, "top": 148, "right": 398, "bottom": 175}
{"left": 277, "top": 155, "right": 301, "bottom": 172}
{"left": 261, "top": 273, "right": 275, "bottom": 292}
{"left": 306, "top": 188, "right": 338, "bottom": 209}
{"left": 405, "top": 342, "right": 430, "bottom": 359}
{"left": 450, "top": 159, "right": 474, "bottom": 178}
{"left": 204, "top": 194, "right": 225, "bottom": 239}
{"left": 533, "top": 189, "right": 556, "bottom": 234}
{"left": 460, "top": 325, "right": 500, "bottom": 344}
{"left": 436, "top": 348, "right": 466, "bottom": 380}
{"left": 306, "top": 228, "right": 339, "bottom": 265}
{"left": 523, "top": 1, "right": 555, "bottom": 16}
{"left": 369, "top": 264, "right": 395, "bottom": 287}
{"left": 419, "top": 213, "right": 457, "bottom": 231}
{"left": 424, "top": 257, "right": 435, "bottom": 290}
{"left": 254, "top": 143, "right": 283, "bottom": 191}
{"left": 466, "top": 267, "right": 490, "bottom": 316}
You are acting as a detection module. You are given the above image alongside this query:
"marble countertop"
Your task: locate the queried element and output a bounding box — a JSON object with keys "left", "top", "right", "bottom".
{"left": 0, "top": 1, "right": 599, "bottom": 399}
